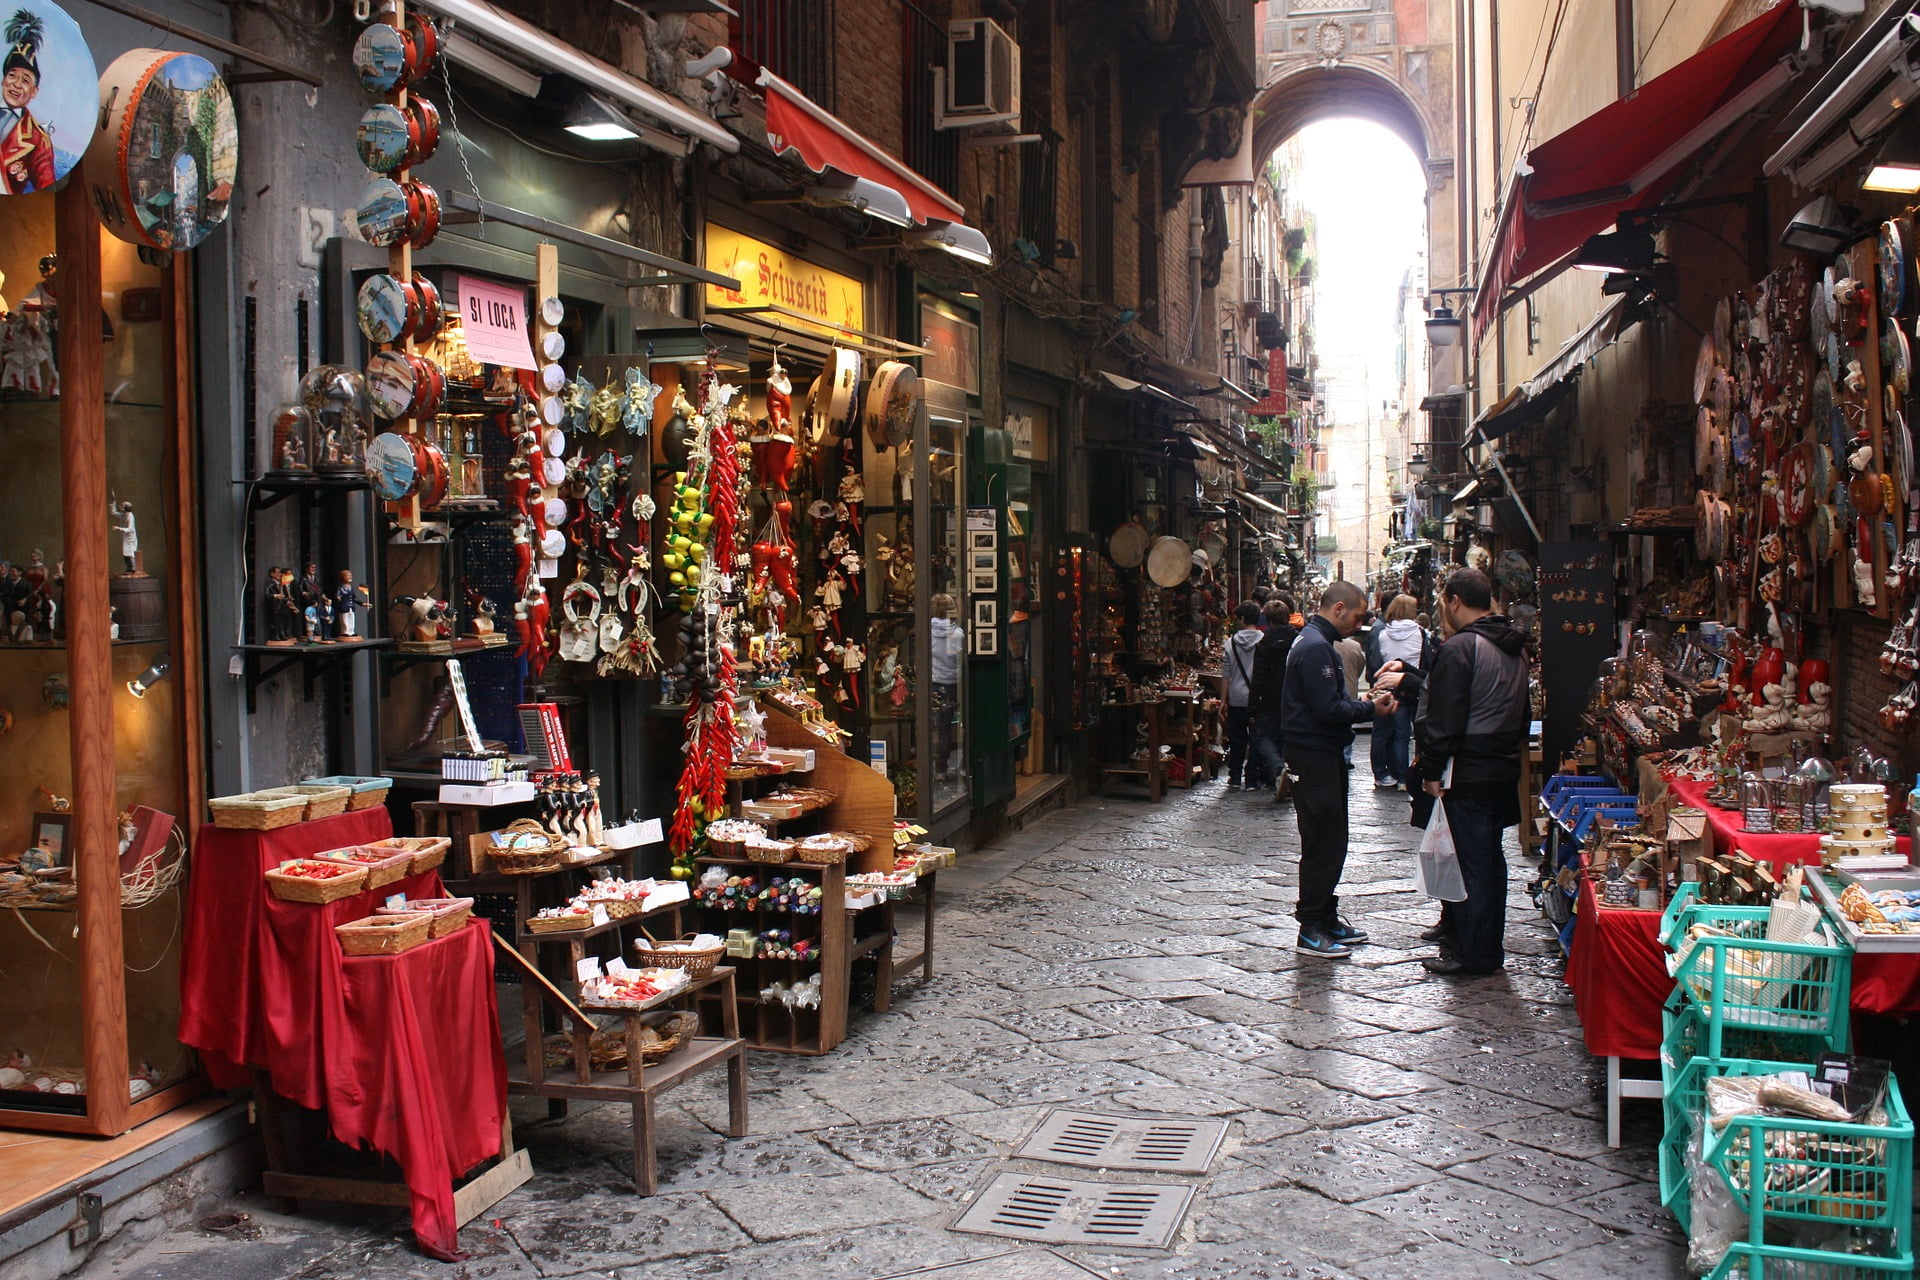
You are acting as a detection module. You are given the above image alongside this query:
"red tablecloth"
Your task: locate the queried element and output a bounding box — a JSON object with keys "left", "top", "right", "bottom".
{"left": 1566, "top": 871, "right": 1920, "bottom": 1060}
{"left": 178, "top": 810, "right": 506, "bottom": 1259}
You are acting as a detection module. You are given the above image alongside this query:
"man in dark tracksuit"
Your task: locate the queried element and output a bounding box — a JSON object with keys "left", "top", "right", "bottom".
{"left": 1414, "top": 569, "right": 1531, "bottom": 976}
{"left": 1281, "top": 581, "right": 1403, "bottom": 958}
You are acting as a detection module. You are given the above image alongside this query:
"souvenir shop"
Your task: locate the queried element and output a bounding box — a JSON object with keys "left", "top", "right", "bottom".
{"left": 1537, "top": 188, "right": 1920, "bottom": 1280}
{"left": 2, "top": 0, "right": 967, "bottom": 1266}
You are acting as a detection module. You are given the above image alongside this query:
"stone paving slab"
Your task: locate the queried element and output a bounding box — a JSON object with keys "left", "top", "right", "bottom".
{"left": 94, "top": 740, "right": 1682, "bottom": 1280}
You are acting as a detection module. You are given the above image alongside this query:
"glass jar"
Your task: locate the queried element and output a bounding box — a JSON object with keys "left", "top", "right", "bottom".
{"left": 1795, "top": 752, "right": 1835, "bottom": 828}
{"left": 1741, "top": 771, "right": 1774, "bottom": 833}
{"left": 1770, "top": 776, "right": 1806, "bottom": 834}
{"left": 268, "top": 404, "right": 313, "bottom": 475}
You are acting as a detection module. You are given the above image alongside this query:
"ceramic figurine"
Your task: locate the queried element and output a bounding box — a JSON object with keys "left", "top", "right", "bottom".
{"left": 334, "top": 570, "right": 368, "bottom": 639}
{"left": 109, "top": 498, "right": 138, "bottom": 574}
{"left": 264, "top": 566, "right": 293, "bottom": 644}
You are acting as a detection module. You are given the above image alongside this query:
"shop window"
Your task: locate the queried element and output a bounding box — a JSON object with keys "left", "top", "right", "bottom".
{"left": 0, "top": 191, "right": 200, "bottom": 1133}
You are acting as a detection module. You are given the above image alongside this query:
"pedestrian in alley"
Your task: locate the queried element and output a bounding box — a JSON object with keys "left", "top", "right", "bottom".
{"left": 1368, "top": 593, "right": 1432, "bottom": 790}
{"left": 1413, "top": 568, "right": 1531, "bottom": 976}
{"left": 1222, "top": 601, "right": 1266, "bottom": 790}
{"left": 1282, "top": 581, "right": 1403, "bottom": 957}
{"left": 1247, "top": 596, "right": 1299, "bottom": 800}
{"left": 1334, "top": 616, "right": 1367, "bottom": 769}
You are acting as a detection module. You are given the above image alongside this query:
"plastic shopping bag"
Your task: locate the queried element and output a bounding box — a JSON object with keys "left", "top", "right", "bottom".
{"left": 1415, "top": 798, "right": 1467, "bottom": 902}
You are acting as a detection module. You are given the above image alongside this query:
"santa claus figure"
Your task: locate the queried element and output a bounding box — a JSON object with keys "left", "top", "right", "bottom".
{"left": 1, "top": 10, "right": 58, "bottom": 195}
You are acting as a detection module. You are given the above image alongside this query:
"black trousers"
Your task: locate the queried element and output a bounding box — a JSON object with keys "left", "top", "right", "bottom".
{"left": 1437, "top": 789, "right": 1508, "bottom": 971}
{"left": 1251, "top": 712, "right": 1285, "bottom": 786}
{"left": 1286, "top": 746, "right": 1350, "bottom": 929}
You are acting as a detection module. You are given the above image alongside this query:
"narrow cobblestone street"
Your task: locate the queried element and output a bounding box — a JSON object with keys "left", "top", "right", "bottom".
{"left": 101, "top": 739, "right": 1685, "bottom": 1280}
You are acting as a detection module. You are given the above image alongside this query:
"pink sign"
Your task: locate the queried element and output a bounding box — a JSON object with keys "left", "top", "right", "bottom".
{"left": 457, "top": 274, "right": 536, "bottom": 371}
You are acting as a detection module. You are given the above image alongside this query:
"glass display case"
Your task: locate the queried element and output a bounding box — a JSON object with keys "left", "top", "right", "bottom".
{"left": 0, "top": 187, "right": 204, "bottom": 1134}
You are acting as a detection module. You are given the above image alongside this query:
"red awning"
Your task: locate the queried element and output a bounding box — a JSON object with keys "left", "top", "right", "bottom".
{"left": 1472, "top": 1, "right": 1806, "bottom": 340}
{"left": 758, "top": 70, "right": 966, "bottom": 227}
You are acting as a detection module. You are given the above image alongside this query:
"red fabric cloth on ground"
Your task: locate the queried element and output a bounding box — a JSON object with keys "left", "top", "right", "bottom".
{"left": 178, "top": 811, "right": 506, "bottom": 1259}
{"left": 1566, "top": 875, "right": 1670, "bottom": 1058}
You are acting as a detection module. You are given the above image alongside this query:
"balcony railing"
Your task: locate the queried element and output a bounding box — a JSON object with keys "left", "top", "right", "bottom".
{"left": 902, "top": 0, "right": 960, "bottom": 197}
{"left": 731, "top": 0, "right": 836, "bottom": 112}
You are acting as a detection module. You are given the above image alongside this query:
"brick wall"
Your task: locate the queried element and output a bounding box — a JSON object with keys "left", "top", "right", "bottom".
{"left": 834, "top": 0, "right": 907, "bottom": 157}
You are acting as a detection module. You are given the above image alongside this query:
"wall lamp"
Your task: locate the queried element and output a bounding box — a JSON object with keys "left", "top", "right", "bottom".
{"left": 1864, "top": 117, "right": 1920, "bottom": 193}
{"left": 804, "top": 175, "right": 913, "bottom": 227}
{"left": 1424, "top": 287, "right": 1474, "bottom": 348}
{"left": 127, "top": 655, "right": 171, "bottom": 700}
{"left": 907, "top": 220, "right": 995, "bottom": 266}
{"left": 1781, "top": 195, "right": 1863, "bottom": 255}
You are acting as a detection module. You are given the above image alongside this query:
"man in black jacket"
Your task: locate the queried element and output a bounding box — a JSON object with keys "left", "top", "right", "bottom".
{"left": 1414, "top": 568, "right": 1531, "bottom": 976}
{"left": 1246, "top": 597, "right": 1298, "bottom": 800}
{"left": 1281, "top": 581, "right": 1403, "bottom": 958}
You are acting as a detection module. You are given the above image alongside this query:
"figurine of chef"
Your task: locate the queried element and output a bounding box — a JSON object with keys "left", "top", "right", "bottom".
{"left": 109, "top": 498, "right": 137, "bottom": 574}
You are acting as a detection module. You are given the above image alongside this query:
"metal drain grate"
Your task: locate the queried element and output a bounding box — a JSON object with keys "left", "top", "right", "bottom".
{"left": 951, "top": 1173, "right": 1194, "bottom": 1248}
{"left": 1015, "top": 1110, "right": 1227, "bottom": 1174}
{"left": 870, "top": 1248, "right": 1106, "bottom": 1279}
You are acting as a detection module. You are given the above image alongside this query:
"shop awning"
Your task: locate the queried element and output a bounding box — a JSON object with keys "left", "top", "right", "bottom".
{"left": 1098, "top": 370, "right": 1199, "bottom": 414}
{"left": 415, "top": 0, "right": 739, "bottom": 152}
{"left": 1471, "top": 1, "right": 1806, "bottom": 340}
{"left": 758, "top": 71, "right": 966, "bottom": 227}
{"left": 1236, "top": 488, "right": 1287, "bottom": 519}
{"left": 1471, "top": 294, "right": 1636, "bottom": 442}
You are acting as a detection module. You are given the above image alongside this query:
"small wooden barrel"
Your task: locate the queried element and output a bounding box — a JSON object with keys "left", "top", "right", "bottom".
{"left": 111, "top": 575, "right": 167, "bottom": 642}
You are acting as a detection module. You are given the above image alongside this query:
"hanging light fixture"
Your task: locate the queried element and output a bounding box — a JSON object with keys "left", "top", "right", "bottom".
{"left": 1424, "top": 306, "right": 1461, "bottom": 348}
{"left": 907, "top": 220, "right": 995, "bottom": 266}
{"left": 1779, "top": 195, "right": 1861, "bottom": 254}
{"left": 127, "top": 655, "right": 171, "bottom": 699}
{"left": 1572, "top": 225, "right": 1659, "bottom": 273}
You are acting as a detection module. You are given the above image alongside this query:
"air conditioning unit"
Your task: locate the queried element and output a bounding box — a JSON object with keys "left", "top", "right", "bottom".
{"left": 935, "top": 18, "right": 1020, "bottom": 130}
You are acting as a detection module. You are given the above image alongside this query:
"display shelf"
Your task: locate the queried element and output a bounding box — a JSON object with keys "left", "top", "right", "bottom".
{"left": 233, "top": 639, "right": 394, "bottom": 713}
{"left": 515, "top": 901, "right": 684, "bottom": 949}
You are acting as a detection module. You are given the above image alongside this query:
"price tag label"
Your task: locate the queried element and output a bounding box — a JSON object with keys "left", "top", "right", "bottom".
{"left": 457, "top": 274, "right": 536, "bottom": 371}
{"left": 607, "top": 958, "right": 633, "bottom": 978}
{"left": 575, "top": 956, "right": 603, "bottom": 982}
{"left": 591, "top": 905, "right": 610, "bottom": 927}
{"left": 383, "top": 893, "right": 407, "bottom": 910}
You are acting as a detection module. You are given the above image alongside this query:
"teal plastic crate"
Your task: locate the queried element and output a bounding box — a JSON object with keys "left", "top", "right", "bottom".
{"left": 1700, "top": 1065, "right": 1914, "bottom": 1237}
{"left": 1664, "top": 1005, "right": 1833, "bottom": 1095}
{"left": 1667, "top": 902, "right": 1853, "bottom": 1055}
{"left": 1705, "top": 1241, "right": 1915, "bottom": 1279}
{"left": 1664, "top": 879, "right": 1708, "bottom": 946}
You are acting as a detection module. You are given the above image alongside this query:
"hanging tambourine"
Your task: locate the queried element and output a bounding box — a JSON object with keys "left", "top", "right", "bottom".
{"left": 864, "top": 361, "right": 922, "bottom": 449}
{"left": 0, "top": 2, "right": 97, "bottom": 196}
{"left": 87, "top": 49, "right": 238, "bottom": 249}
{"left": 822, "top": 348, "right": 862, "bottom": 440}
{"left": 365, "top": 431, "right": 418, "bottom": 500}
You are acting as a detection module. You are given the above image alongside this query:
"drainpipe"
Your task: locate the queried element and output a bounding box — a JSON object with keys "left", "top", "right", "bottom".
{"left": 1187, "top": 194, "right": 1205, "bottom": 364}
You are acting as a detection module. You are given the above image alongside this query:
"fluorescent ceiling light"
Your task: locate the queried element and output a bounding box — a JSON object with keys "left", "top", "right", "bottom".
{"left": 1865, "top": 161, "right": 1920, "bottom": 192}
{"left": 909, "top": 220, "right": 994, "bottom": 266}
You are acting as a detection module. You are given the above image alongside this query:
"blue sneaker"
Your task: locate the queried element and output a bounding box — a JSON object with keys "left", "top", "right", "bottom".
{"left": 1327, "top": 918, "right": 1369, "bottom": 945}
{"left": 1295, "top": 928, "right": 1352, "bottom": 958}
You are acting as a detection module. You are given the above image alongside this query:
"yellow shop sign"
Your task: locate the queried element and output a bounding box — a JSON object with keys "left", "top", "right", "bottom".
{"left": 705, "top": 224, "right": 866, "bottom": 338}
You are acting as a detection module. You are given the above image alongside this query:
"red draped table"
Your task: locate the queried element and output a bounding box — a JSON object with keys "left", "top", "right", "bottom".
{"left": 178, "top": 809, "right": 520, "bottom": 1259}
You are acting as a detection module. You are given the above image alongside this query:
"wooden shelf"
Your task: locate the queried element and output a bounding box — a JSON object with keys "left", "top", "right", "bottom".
{"left": 516, "top": 899, "right": 685, "bottom": 947}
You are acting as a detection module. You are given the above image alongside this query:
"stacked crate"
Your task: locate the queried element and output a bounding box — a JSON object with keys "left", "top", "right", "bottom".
{"left": 1658, "top": 884, "right": 1912, "bottom": 1278}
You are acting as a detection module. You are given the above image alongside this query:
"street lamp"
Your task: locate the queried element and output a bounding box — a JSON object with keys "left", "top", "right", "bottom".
{"left": 1407, "top": 452, "right": 1429, "bottom": 480}
{"left": 1424, "top": 287, "right": 1473, "bottom": 348}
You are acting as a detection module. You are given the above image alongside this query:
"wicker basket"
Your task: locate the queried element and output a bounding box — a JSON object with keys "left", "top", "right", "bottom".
{"left": 301, "top": 775, "right": 393, "bottom": 811}
{"left": 527, "top": 911, "right": 595, "bottom": 933}
{"left": 258, "top": 784, "right": 353, "bottom": 821}
{"left": 633, "top": 933, "right": 724, "bottom": 979}
{"left": 265, "top": 859, "right": 370, "bottom": 904}
{"left": 313, "top": 845, "right": 415, "bottom": 890}
{"left": 335, "top": 911, "right": 432, "bottom": 956}
{"left": 746, "top": 839, "right": 796, "bottom": 865}
{"left": 827, "top": 830, "right": 874, "bottom": 855}
{"left": 478, "top": 821, "right": 567, "bottom": 874}
{"left": 542, "top": 1010, "right": 698, "bottom": 1071}
{"left": 793, "top": 836, "right": 851, "bottom": 866}
{"left": 365, "top": 836, "right": 451, "bottom": 877}
{"left": 377, "top": 897, "right": 472, "bottom": 938}
{"left": 210, "top": 791, "right": 309, "bottom": 831}
{"left": 580, "top": 895, "right": 646, "bottom": 920}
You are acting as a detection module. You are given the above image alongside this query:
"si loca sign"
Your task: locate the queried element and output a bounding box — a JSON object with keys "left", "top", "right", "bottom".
{"left": 457, "top": 274, "right": 535, "bottom": 371}
{"left": 703, "top": 222, "right": 866, "bottom": 340}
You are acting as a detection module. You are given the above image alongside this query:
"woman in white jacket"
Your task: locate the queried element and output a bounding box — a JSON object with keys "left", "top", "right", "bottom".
{"left": 1370, "top": 594, "right": 1429, "bottom": 788}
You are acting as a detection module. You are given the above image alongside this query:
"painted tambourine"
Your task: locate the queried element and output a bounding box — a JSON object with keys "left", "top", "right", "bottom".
{"left": 411, "top": 433, "right": 448, "bottom": 508}
{"left": 0, "top": 1, "right": 97, "bottom": 196}
{"left": 1692, "top": 334, "right": 1718, "bottom": 407}
{"left": 1781, "top": 443, "right": 1815, "bottom": 528}
{"left": 864, "top": 361, "right": 922, "bottom": 449}
{"left": 820, "top": 348, "right": 863, "bottom": 441}
{"left": 88, "top": 50, "right": 238, "bottom": 251}
{"left": 365, "top": 350, "right": 417, "bottom": 420}
{"left": 365, "top": 431, "right": 418, "bottom": 501}
{"left": 1108, "top": 520, "right": 1150, "bottom": 569}
{"left": 1883, "top": 219, "right": 1912, "bottom": 320}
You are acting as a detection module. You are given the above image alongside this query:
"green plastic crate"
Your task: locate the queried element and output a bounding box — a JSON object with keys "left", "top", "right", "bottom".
{"left": 1667, "top": 902, "right": 1854, "bottom": 1055}
{"left": 1701, "top": 1065, "right": 1914, "bottom": 1236}
{"left": 1705, "top": 1241, "right": 1915, "bottom": 1279}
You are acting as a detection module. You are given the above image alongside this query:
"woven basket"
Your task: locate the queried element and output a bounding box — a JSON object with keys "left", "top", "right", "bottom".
{"left": 827, "top": 830, "right": 874, "bottom": 855}
{"left": 633, "top": 933, "right": 724, "bottom": 978}
{"left": 746, "top": 840, "right": 796, "bottom": 865}
{"left": 366, "top": 836, "right": 451, "bottom": 877}
{"left": 336, "top": 911, "right": 432, "bottom": 956}
{"left": 259, "top": 784, "right": 353, "bottom": 821}
{"left": 377, "top": 897, "right": 472, "bottom": 938}
{"left": 543, "top": 1010, "right": 698, "bottom": 1071}
{"left": 481, "top": 821, "right": 567, "bottom": 874}
{"left": 265, "top": 859, "right": 370, "bottom": 903}
{"left": 527, "top": 912, "right": 595, "bottom": 933}
{"left": 580, "top": 896, "right": 646, "bottom": 920}
{"left": 313, "top": 845, "right": 415, "bottom": 890}
{"left": 793, "top": 836, "right": 851, "bottom": 866}
{"left": 210, "top": 791, "right": 309, "bottom": 831}
{"left": 302, "top": 775, "right": 394, "bottom": 811}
